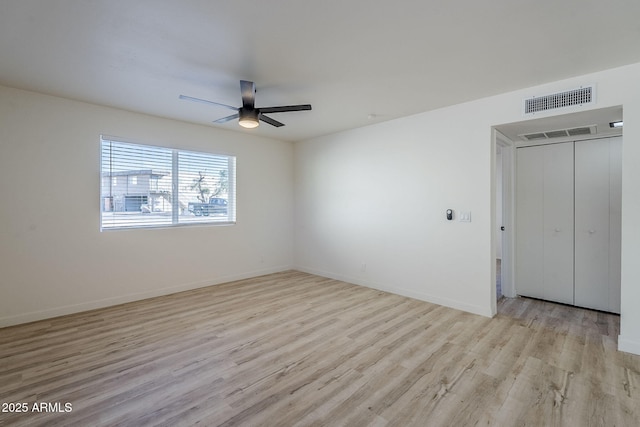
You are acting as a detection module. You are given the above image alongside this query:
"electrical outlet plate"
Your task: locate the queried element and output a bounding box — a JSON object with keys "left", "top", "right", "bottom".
{"left": 459, "top": 211, "right": 471, "bottom": 222}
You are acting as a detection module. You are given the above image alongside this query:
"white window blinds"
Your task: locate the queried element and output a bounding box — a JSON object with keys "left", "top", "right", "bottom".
{"left": 100, "top": 137, "right": 236, "bottom": 230}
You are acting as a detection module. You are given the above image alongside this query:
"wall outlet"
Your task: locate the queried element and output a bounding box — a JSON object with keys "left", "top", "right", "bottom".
{"left": 360, "top": 263, "right": 367, "bottom": 272}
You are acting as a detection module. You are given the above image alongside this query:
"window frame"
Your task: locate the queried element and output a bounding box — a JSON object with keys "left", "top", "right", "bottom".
{"left": 100, "top": 136, "right": 236, "bottom": 231}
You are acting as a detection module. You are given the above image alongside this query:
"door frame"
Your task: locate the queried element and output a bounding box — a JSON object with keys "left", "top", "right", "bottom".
{"left": 493, "top": 130, "right": 516, "bottom": 307}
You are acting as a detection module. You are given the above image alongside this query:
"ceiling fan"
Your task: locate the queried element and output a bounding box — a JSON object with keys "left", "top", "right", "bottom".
{"left": 179, "top": 80, "right": 312, "bottom": 129}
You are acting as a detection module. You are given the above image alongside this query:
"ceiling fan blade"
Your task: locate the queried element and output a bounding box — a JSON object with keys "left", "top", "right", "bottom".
{"left": 179, "top": 94, "right": 237, "bottom": 111}
{"left": 240, "top": 80, "right": 256, "bottom": 110}
{"left": 259, "top": 104, "right": 312, "bottom": 114}
{"left": 259, "top": 114, "right": 285, "bottom": 127}
{"left": 213, "top": 113, "right": 239, "bottom": 124}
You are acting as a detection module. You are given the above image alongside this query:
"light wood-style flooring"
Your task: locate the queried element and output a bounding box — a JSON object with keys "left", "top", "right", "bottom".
{"left": 1, "top": 271, "right": 639, "bottom": 426}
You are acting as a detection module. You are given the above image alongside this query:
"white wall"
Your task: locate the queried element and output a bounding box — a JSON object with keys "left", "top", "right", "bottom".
{"left": 294, "top": 105, "right": 495, "bottom": 316}
{"left": 294, "top": 63, "right": 640, "bottom": 355}
{"left": 0, "top": 85, "right": 294, "bottom": 327}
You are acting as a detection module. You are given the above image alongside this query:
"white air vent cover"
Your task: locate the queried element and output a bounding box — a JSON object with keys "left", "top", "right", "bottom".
{"left": 519, "top": 125, "right": 597, "bottom": 141}
{"left": 524, "top": 85, "right": 595, "bottom": 115}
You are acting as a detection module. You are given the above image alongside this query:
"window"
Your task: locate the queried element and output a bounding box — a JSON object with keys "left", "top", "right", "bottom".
{"left": 100, "top": 136, "right": 236, "bottom": 230}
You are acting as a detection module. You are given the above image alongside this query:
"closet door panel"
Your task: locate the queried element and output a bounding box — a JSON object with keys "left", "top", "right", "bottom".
{"left": 575, "top": 137, "right": 622, "bottom": 313}
{"left": 516, "top": 146, "right": 545, "bottom": 299}
{"left": 574, "top": 138, "right": 612, "bottom": 312}
{"left": 542, "top": 142, "right": 574, "bottom": 305}
{"left": 516, "top": 142, "right": 573, "bottom": 304}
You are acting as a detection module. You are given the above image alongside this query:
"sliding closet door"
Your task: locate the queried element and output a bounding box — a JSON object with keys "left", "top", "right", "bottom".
{"left": 516, "top": 142, "right": 574, "bottom": 304}
{"left": 574, "top": 137, "right": 622, "bottom": 313}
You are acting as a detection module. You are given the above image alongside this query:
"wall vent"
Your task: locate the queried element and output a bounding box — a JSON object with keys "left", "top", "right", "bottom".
{"left": 524, "top": 85, "right": 595, "bottom": 115}
{"left": 519, "top": 125, "right": 597, "bottom": 141}
{"left": 567, "top": 127, "right": 593, "bottom": 136}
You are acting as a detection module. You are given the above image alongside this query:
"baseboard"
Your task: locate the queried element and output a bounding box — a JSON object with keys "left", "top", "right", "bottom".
{"left": 0, "top": 265, "right": 292, "bottom": 328}
{"left": 295, "top": 266, "right": 493, "bottom": 318}
{"left": 618, "top": 335, "right": 640, "bottom": 356}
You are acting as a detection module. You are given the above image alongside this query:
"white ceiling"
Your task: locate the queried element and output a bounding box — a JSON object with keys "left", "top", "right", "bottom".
{"left": 1, "top": 0, "right": 639, "bottom": 142}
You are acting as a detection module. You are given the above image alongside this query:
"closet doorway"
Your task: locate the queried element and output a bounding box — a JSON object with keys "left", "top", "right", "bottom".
{"left": 515, "top": 137, "right": 621, "bottom": 313}
{"left": 493, "top": 106, "right": 623, "bottom": 313}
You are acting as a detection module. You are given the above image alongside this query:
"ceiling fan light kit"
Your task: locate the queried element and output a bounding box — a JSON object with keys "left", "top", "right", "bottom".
{"left": 238, "top": 109, "right": 260, "bottom": 128}
{"left": 180, "top": 80, "right": 312, "bottom": 129}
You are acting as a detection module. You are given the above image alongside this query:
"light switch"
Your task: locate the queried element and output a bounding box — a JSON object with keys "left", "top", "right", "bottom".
{"left": 459, "top": 211, "right": 471, "bottom": 222}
